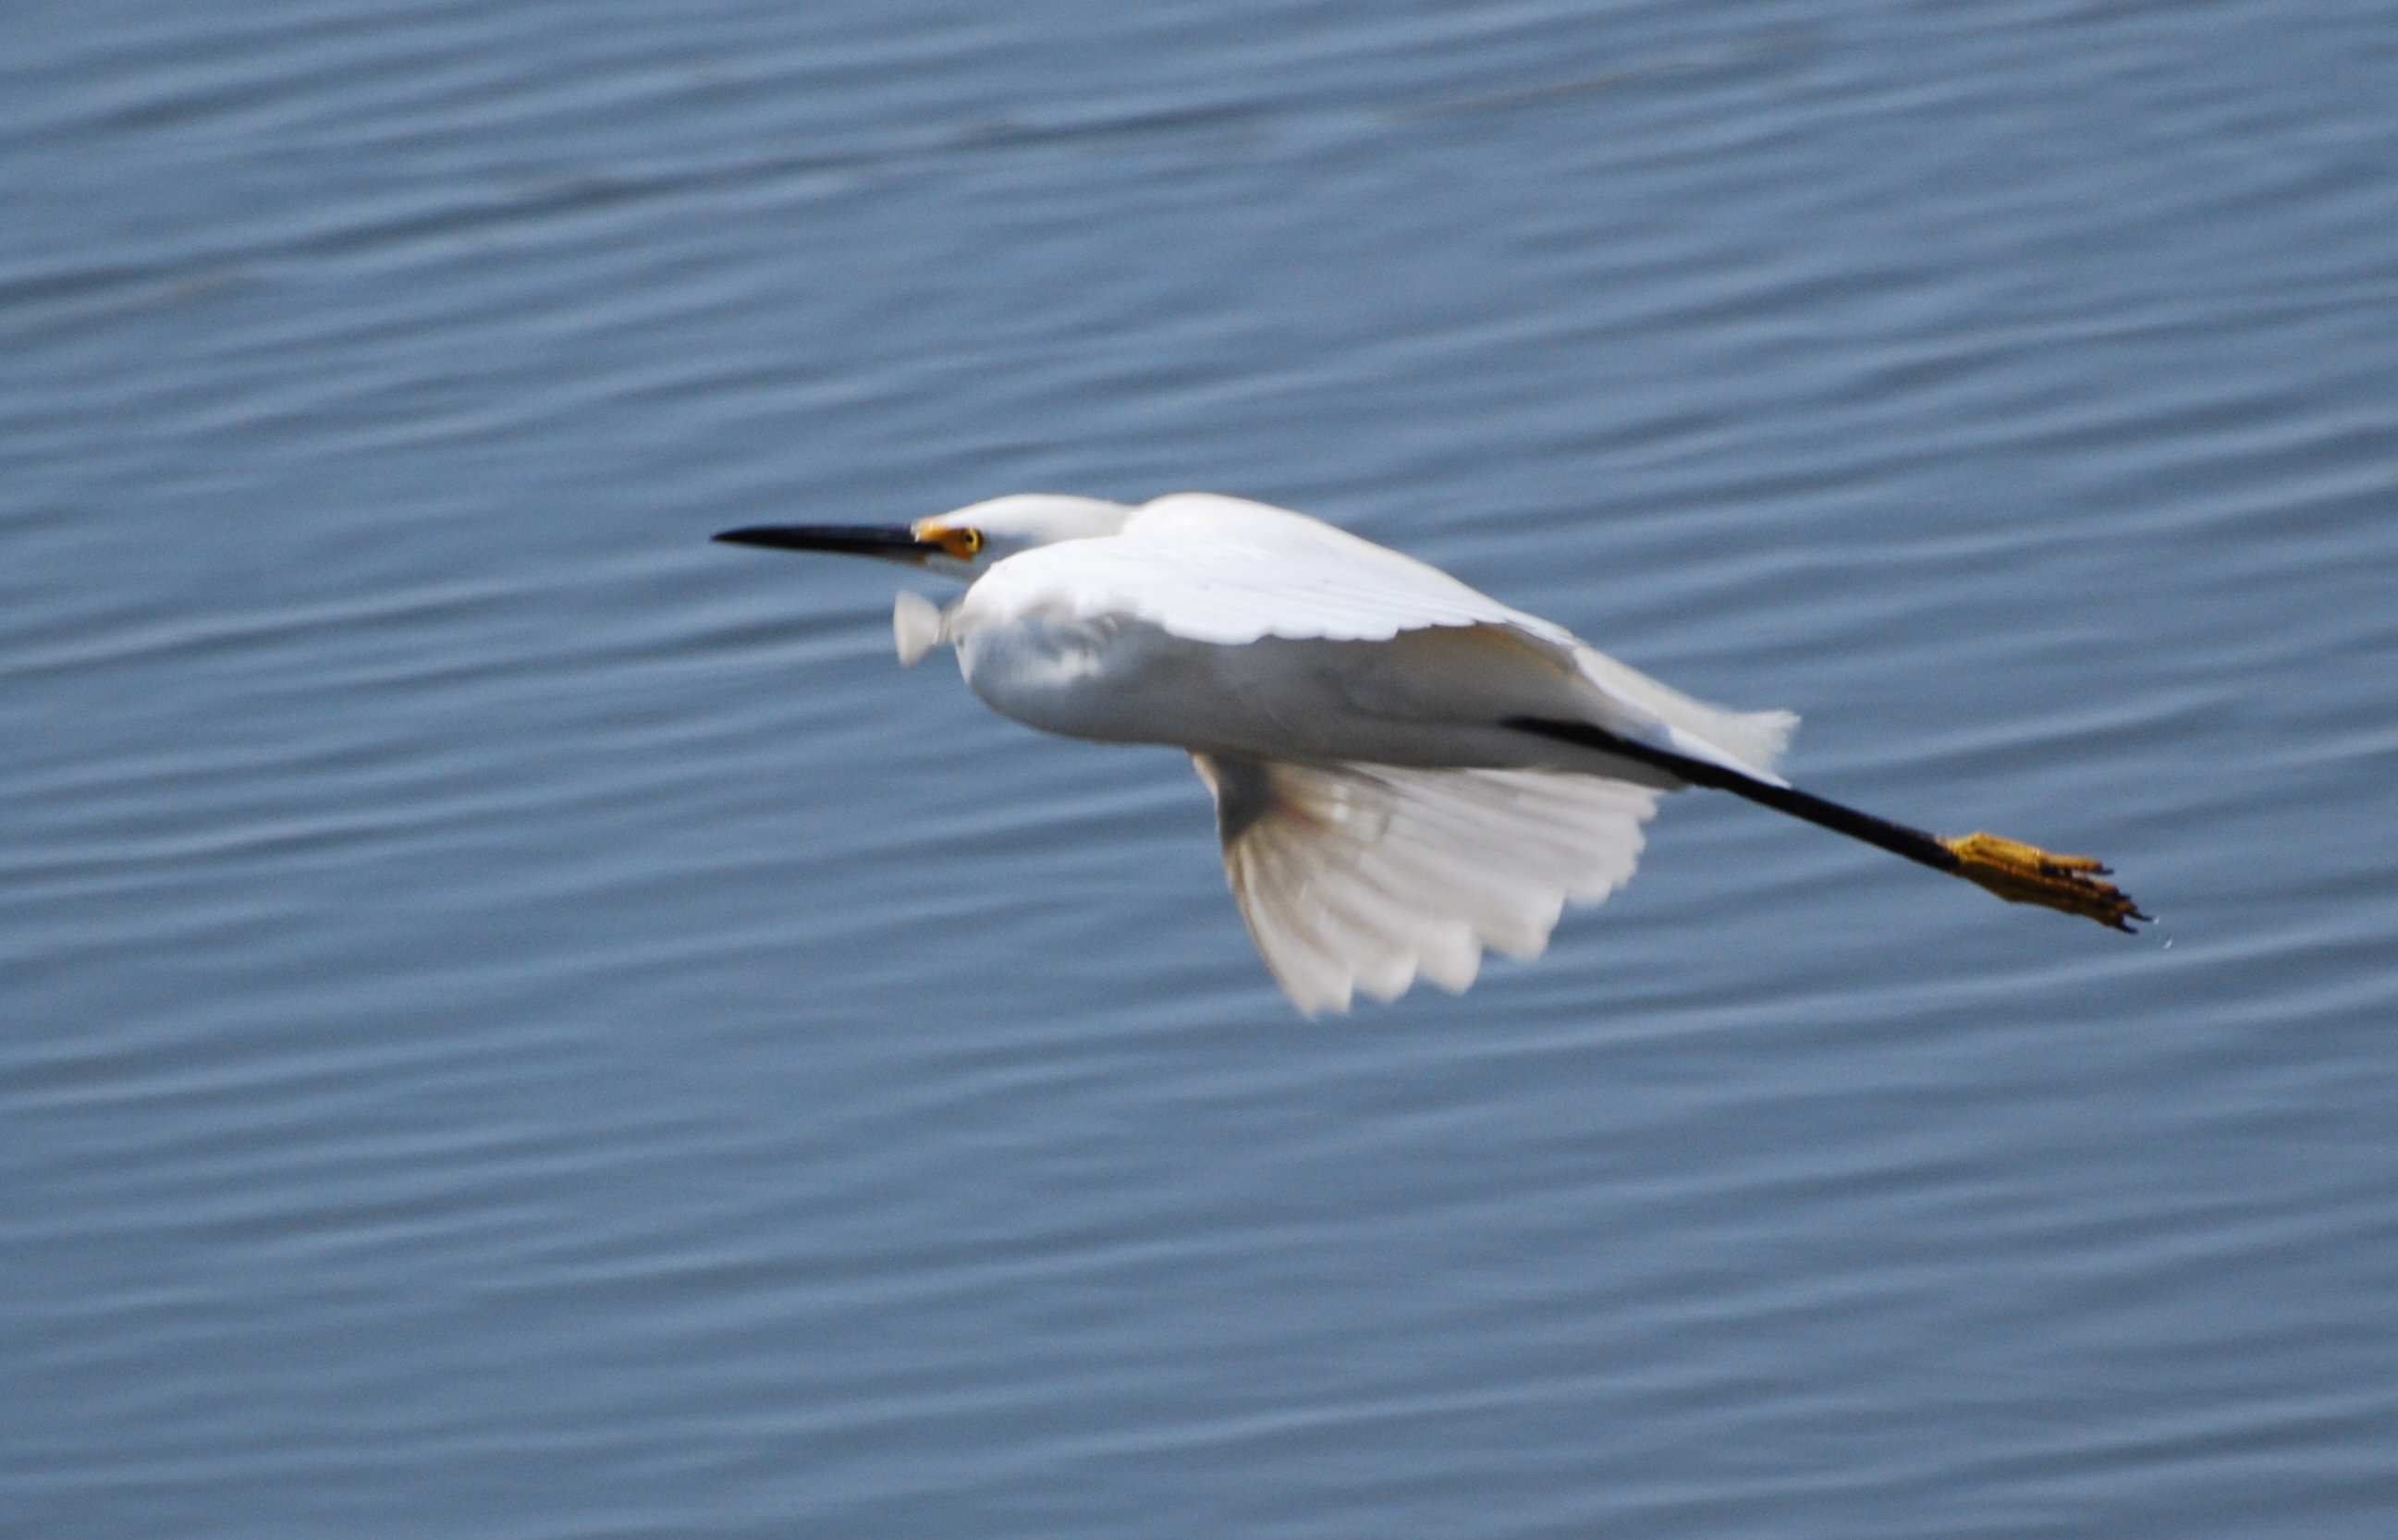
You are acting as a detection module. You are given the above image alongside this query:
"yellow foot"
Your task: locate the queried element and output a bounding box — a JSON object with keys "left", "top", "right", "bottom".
{"left": 1939, "top": 832, "right": 2150, "bottom": 932}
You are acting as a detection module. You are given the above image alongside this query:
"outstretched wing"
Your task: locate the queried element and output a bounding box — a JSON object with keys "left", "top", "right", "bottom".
{"left": 1193, "top": 752, "right": 1660, "bottom": 1015}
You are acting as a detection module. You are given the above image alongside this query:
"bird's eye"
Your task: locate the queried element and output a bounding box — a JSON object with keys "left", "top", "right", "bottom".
{"left": 932, "top": 527, "right": 983, "bottom": 559}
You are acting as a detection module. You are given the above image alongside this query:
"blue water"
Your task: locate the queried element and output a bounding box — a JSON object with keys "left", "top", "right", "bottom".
{"left": 6, "top": 2, "right": 2395, "bottom": 1535}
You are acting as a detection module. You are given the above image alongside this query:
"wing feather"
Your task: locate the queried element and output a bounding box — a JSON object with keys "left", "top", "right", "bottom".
{"left": 968, "top": 494, "right": 1576, "bottom": 648}
{"left": 1193, "top": 753, "right": 1659, "bottom": 1015}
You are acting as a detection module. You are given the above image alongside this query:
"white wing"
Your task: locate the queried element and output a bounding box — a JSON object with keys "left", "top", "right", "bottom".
{"left": 1193, "top": 752, "right": 1659, "bottom": 1015}
{"left": 964, "top": 494, "right": 1578, "bottom": 648}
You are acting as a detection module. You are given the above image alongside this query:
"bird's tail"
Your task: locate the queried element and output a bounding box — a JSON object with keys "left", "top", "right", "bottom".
{"left": 1192, "top": 754, "right": 1658, "bottom": 1016}
{"left": 1572, "top": 642, "right": 1799, "bottom": 782}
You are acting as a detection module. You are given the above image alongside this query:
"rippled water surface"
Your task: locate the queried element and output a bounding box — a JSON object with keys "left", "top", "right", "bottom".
{"left": 6, "top": 2, "right": 2396, "bottom": 1535}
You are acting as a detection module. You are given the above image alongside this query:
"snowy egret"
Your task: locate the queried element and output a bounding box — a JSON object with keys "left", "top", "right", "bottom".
{"left": 716, "top": 494, "right": 2145, "bottom": 1013}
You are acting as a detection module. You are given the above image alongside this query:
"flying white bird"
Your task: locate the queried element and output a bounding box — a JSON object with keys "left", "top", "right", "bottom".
{"left": 716, "top": 493, "right": 2144, "bottom": 1013}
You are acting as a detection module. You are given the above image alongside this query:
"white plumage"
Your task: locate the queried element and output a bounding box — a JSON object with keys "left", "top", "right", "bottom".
{"left": 960, "top": 494, "right": 1566, "bottom": 646}
{"left": 715, "top": 491, "right": 2144, "bottom": 1011}
{"left": 1193, "top": 754, "right": 1658, "bottom": 1014}
{"left": 935, "top": 495, "right": 1792, "bottom": 787}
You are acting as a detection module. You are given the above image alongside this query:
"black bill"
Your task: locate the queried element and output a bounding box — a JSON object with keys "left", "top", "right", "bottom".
{"left": 712, "top": 524, "right": 939, "bottom": 560}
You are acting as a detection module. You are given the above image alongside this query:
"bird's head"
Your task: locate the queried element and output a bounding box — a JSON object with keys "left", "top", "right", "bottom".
{"left": 714, "top": 494, "right": 1132, "bottom": 580}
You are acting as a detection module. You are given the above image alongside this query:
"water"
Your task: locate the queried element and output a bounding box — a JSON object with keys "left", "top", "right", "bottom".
{"left": 6, "top": 2, "right": 2395, "bottom": 1534}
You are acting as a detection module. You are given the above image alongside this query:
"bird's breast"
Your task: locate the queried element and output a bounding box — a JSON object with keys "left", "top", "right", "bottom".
{"left": 954, "top": 616, "right": 1244, "bottom": 747}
